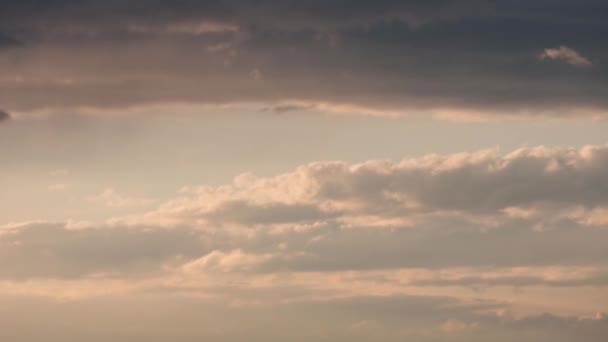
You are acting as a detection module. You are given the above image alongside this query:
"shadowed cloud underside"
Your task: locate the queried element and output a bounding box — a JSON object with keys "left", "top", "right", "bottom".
{"left": 0, "top": 0, "right": 606, "bottom": 118}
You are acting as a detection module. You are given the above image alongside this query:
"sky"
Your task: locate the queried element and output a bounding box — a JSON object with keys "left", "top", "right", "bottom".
{"left": 1, "top": 1, "right": 608, "bottom": 341}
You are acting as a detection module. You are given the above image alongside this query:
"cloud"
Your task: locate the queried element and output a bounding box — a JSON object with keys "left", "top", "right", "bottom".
{"left": 0, "top": 109, "right": 10, "bottom": 122}
{"left": 2, "top": 145, "right": 608, "bottom": 341}
{"left": 89, "top": 188, "right": 154, "bottom": 208}
{"left": 8, "top": 144, "right": 608, "bottom": 282}
{"left": 48, "top": 183, "right": 70, "bottom": 191}
{"left": 407, "top": 266, "right": 608, "bottom": 288}
{"left": 92, "top": 145, "right": 608, "bottom": 278}
{"left": 6, "top": 216, "right": 608, "bottom": 281}
{"left": 0, "top": 222, "right": 202, "bottom": 279}
{"left": 140, "top": 145, "right": 608, "bottom": 225}
{"left": 440, "top": 319, "right": 479, "bottom": 333}
{"left": 539, "top": 46, "right": 593, "bottom": 67}
{"left": 0, "top": 292, "right": 606, "bottom": 342}
{"left": 0, "top": 1, "right": 607, "bottom": 118}
{"left": 128, "top": 20, "right": 240, "bottom": 36}
{"left": 181, "top": 249, "right": 273, "bottom": 273}
{"left": 203, "top": 200, "right": 336, "bottom": 225}
{"left": 264, "top": 103, "right": 314, "bottom": 114}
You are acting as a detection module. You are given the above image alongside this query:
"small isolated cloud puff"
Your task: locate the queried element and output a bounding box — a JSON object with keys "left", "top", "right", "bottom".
{"left": 539, "top": 46, "right": 593, "bottom": 67}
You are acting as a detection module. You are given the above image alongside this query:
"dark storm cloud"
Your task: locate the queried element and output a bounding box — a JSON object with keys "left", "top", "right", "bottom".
{"left": 0, "top": 1, "right": 607, "bottom": 117}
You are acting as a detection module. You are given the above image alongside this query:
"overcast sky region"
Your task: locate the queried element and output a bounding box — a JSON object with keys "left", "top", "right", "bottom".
{"left": 2, "top": 1, "right": 608, "bottom": 341}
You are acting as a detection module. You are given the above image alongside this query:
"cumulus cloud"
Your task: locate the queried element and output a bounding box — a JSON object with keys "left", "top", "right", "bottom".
{"left": 2, "top": 145, "right": 608, "bottom": 341}
{"left": 139, "top": 145, "right": 608, "bottom": 227}
{"left": 95, "top": 145, "right": 608, "bottom": 277}
{"left": 4, "top": 145, "right": 608, "bottom": 281}
{"left": 539, "top": 46, "right": 593, "bottom": 67}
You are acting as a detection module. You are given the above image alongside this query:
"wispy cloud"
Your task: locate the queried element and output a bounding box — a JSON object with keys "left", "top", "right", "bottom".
{"left": 539, "top": 45, "right": 593, "bottom": 67}
{"left": 89, "top": 188, "right": 154, "bottom": 208}
{"left": 48, "top": 183, "right": 70, "bottom": 191}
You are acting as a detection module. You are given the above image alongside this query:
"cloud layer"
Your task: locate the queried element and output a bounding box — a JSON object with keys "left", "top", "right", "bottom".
{"left": 3, "top": 144, "right": 608, "bottom": 340}
{"left": 4, "top": 145, "right": 608, "bottom": 285}
{"left": 1, "top": 1, "right": 607, "bottom": 118}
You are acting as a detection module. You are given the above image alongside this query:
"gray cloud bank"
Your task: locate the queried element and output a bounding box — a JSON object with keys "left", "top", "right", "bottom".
{"left": 0, "top": 1, "right": 607, "bottom": 117}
